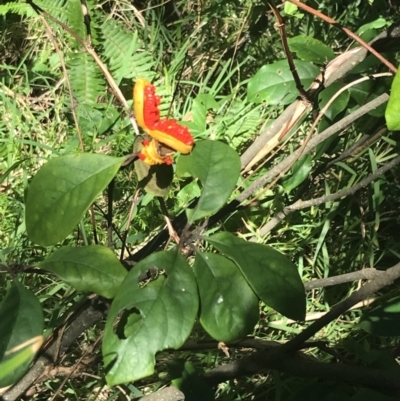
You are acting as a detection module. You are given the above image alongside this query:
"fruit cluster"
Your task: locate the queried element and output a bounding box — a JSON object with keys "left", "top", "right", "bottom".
{"left": 133, "top": 78, "right": 194, "bottom": 165}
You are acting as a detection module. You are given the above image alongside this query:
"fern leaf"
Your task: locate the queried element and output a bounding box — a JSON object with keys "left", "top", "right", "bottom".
{"left": 35, "top": 0, "right": 68, "bottom": 22}
{"left": 101, "top": 19, "right": 155, "bottom": 83}
{"left": 67, "top": 0, "right": 86, "bottom": 46}
{"left": 67, "top": 52, "right": 105, "bottom": 107}
{"left": 0, "top": 3, "right": 36, "bottom": 17}
{"left": 217, "top": 102, "right": 262, "bottom": 148}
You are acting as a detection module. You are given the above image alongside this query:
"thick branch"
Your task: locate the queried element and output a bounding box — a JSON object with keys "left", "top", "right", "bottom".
{"left": 203, "top": 348, "right": 400, "bottom": 396}
{"left": 303, "top": 268, "right": 383, "bottom": 291}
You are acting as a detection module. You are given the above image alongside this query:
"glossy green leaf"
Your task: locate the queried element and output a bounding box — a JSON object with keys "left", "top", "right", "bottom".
{"left": 26, "top": 153, "right": 125, "bottom": 246}
{"left": 0, "top": 281, "right": 44, "bottom": 387}
{"left": 247, "top": 60, "right": 319, "bottom": 105}
{"left": 288, "top": 35, "right": 335, "bottom": 64}
{"left": 40, "top": 245, "right": 127, "bottom": 299}
{"left": 385, "top": 70, "right": 400, "bottom": 130}
{"left": 319, "top": 82, "right": 350, "bottom": 120}
{"left": 176, "top": 140, "right": 240, "bottom": 222}
{"left": 169, "top": 360, "right": 214, "bottom": 401}
{"left": 281, "top": 154, "right": 312, "bottom": 193}
{"left": 133, "top": 137, "right": 173, "bottom": 196}
{"left": 0, "top": 336, "right": 43, "bottom": 383}
{"left": 206, "top": 232, "right": 305, "bottom": 321}
{"left": 191, "top": 93, "right": 219, "bottom": 133}
{"left": 103, "top": 251, "right": 198, "bottom": 385}
{"left": 194, "top": 252, "right": 259, "bottom": 342}
{"left": 359, "top": 296, "right": 400, "bottom": 336}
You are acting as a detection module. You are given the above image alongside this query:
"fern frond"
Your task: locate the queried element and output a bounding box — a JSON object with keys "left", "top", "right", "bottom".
{"left": 67, "top": 0, "right": 86, "bottom": 47}
{"left": 101, "top": 19, "right": 155, "bottom": 84}
{"left": 217, "top": 102, "right": 262, "bottom": 148}
{"left": 0, "top": 3, "right": 36, "bottom": 17}
{"left": 35, "top": 0, "right": 68, "bottom": 22}
{"left": 67, "top": 52, "right": 105, "bottom": 107}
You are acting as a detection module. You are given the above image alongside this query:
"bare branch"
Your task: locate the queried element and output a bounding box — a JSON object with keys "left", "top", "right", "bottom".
{"left": 258, "top": 154, "right": 400, "bottom": 235}
{"left": 282, "top": 261, "right": 400, "bottom": 353}
{"left": 237, "top": 93, "right": 389, "bottom": 203}
{"left": 304, "top": 268, "right": 384, "bottom": 291}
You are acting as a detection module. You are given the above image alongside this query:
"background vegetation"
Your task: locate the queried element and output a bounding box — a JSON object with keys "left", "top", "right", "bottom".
{"left": 1, "top": 0, "right": 400, "bottom": 400}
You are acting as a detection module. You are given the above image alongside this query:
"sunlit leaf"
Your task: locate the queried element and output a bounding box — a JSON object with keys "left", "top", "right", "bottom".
{"left": 385, "top": 70, "right": 400, "bottom": 131}
{"left": 176, "top": 140, "right": 240, "bottom": 222}
{"left": 288, "top": 35, "right": 335, "bottom": 64}
{"left": 103, "top": 251, "right": 198, "bottom": 385}
{"left": 0, "top": 282, "right": 44, "bottom": 387}
{"left": 40, "top": 245, "right": 127, "bottom": 299}
{"left": 194, "top": 252, "right": 259, "bottom": 342}
{"left": 206, "top": 232, "right": 306, "bottom": 321}
{"left": 247, "top": 60, "right": 319, "bottom": 105}
{"left": 0, "top": 336, "right": 44, "bottom": 383}
{"left": 26, "top": 153, "right": 125, "bottom": 246}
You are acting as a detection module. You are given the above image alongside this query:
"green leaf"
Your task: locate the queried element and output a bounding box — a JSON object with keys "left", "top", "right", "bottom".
{"left": 281, "top": 154, "right": 312, "bottom": 193}
{"left": 103, "top": 251, "right": 198, "bottom": 385}
{"left": 133, "top": 137, "right": 173, "bottom": 197}
{"left": 349, "top": 80, "right": 372, "bottom": 105}
{"left": 283, "top": 2, "right": 304, "bottom": 18}
{"left": 194, "top": 252, "right": 259, "bottom": 342}
{"left": 359, "top": 296, "right": 400, "bottom": 336}
{"left": 177, "top": 181, "right": 201, "bottom": 209}
{"left": 247, "top": 60, "right": 319, "bottom": 105}
{"left": 206, "top": 232, "right": 306, "bottom": 321}
{"left": 191, "top": 93, "right": 219, "bottom": 133}
{"left": 0, "top": 281, "right": 44, "bottom": 387}
{"left": 288, "top": 35, "right": 335, "bottom": 64}
{"left": 26, "top": 153, "right": 125, "bottom": 246}
{"left": 385, "top": 70, "right": 400, "bottom": 130}
{"left": 176, "top": 140, "right": 240, "bottom": 222}
{"left": 0, "top": 336, "right": 43, "bottom": 384}
{"left": 169, "top": 360, "right": 214, "bottom": 401}
{"left": 40, "top": 245, "right": 127, "bottom": 299}
{"left": 67, "top": 0, "right": 86, "bottom": 46}
{"left": 356, "top": 17, "right": 389, "bottom": 35}
{"left": 318, "top": 82, "right": 350, "bottom": 120}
